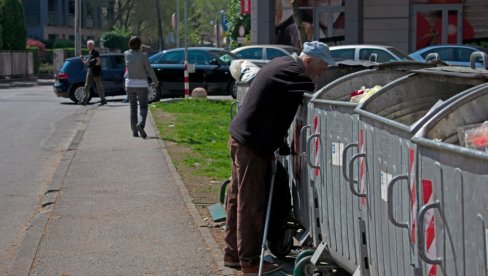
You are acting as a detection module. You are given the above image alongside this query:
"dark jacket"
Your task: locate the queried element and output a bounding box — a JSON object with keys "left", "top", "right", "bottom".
{"left": 87, "top": 49, "right": 102, "bottom": 77}
{"left": 229, "top": 55, "right": 315, "bottom": 157}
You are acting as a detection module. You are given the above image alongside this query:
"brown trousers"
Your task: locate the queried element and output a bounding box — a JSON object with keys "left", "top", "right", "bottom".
{"left": 224, "top": 137, "right": 270, "bottom": 267}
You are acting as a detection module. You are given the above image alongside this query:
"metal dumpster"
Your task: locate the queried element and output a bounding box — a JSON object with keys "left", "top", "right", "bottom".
{"left": 303, "top": 61, "right": 435, "bottom": 274}
{"left": 412, "top": 83, "right": 488, "bottom": 276}
{"left": 288, "top": 61, "right": 378, "bottom": 247}
{"left": 350, "top": 66, "right": 488, "bottom": 276}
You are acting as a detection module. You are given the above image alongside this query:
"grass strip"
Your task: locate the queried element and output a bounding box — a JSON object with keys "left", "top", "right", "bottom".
{"left": 150, "top": 99, "right": 233, "bottom": 181}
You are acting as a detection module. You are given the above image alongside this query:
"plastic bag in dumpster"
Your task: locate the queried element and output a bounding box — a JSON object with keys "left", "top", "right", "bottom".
{"left": 230, "top": 59, "right": 260, "bottom": 83}
{"left": 350, "top": 85, "right": 382, "bottom": 103}
{"left": 458, "top": 121, "right": 488, "bottom": 152}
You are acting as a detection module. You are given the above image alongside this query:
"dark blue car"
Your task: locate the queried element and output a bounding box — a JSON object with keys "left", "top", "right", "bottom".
{"left": 53, "top": 53, "right": 161, "bottom": 104}
{"left": 53, "top": 53, "right": 124, "bottom": 103}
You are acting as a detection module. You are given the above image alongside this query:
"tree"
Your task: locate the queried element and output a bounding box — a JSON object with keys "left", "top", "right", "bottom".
{"left": 100, "top": 27, "right": 131, "bottom": 51}
{"left": 0, "top": 0, "right": 27, "bottom": 50}
{"left": 226, "top": 0, "right": 250, "bottom": 49}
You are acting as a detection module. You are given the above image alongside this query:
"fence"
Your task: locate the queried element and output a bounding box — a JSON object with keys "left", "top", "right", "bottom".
{"left": 0, "top": 51, "right": 34, "bottom": 78}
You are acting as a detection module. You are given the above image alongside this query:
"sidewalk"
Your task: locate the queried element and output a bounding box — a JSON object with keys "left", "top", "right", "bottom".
{"left": 0, "top": 78, "right": 54, "bottom": 89}
{"left": 8, "top": 101, "right": 235, "bottom": 275}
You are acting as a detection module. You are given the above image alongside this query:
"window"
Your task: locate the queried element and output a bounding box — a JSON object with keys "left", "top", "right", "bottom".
{"left": 113, "top": 56, "right": 126, "bottom": 69}
{"left": 456, "top": 48, "right": 476, "bottom": 62}
{"left": 48, "top": 0, "right": 57, "bottom": 12}
{"left": 330, "top": 49, "right": 354, "bottom": 60}
{"left": 100, "top": 57, "right": 111, "bottom": 70}
{"left": 189, "top": 52, "right": 210, "bottom": 65}
{"left": 69, "top": 0, "right": 75, "bottom": 14}
{"left": 236, "top": 48, "right": 262, "bottom": 59}
{"left": 150, "top": 51, "right": 183, "bottom": 64}
{"left": 421, "top": 48, "right": 455, "bottom": 61}
{"left": 267, "top": 48, "right": 288, "bottom": 60}
{"left": 359, "top": 49, "right": 395, "bottom": 63}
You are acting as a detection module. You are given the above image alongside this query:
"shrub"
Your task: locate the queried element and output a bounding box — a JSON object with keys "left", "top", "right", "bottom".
{"left": 53, "top": 39, "right": 74, "bottom": 48}
{"left": 27, "top": 46, "right": 40, "bottom": 74}
{"left": 0, "top": 0, "right": 27, "bottom": 50}
{"left": 100, "top": 31, "right": 130, "bottom": 51}
{"left": 39, "top": 63, "right": 54, "bottom": 75}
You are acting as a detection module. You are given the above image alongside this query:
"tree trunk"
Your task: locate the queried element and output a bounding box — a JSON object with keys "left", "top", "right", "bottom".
{"left": 290, "top": 0, "right": 307, "bottom": 50}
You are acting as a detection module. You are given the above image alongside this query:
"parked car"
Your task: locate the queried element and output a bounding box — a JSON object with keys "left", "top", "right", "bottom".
{"left": 149, "top": 47, "right": 238, "bottom": 98}
{"left": 231, "top": 44, "right": 300, "bottom": 66}
{"left": 53, "top": 53, "right": 160, "bottom": 104}
{"left": 329, "top": 44, "right": 413, "bottom": 63}
{"left": 408, "top": 44, "right": 488, "bottom": 68}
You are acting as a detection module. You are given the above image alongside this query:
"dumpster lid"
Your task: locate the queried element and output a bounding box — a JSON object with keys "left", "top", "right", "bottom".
{"left": 335, "top": 59, "right": 377, "bottom": 68}
{"left": 412, "top": 66, "right": 488, "bottom": 80}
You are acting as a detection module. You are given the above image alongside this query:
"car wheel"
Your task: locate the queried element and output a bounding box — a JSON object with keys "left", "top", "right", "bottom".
{"left": 70, "top": 84, "right": 91, "bottom": 104}
{"left": 229, "top": 80, "right": 237, "bottom": 99}
{"left": 147, "top": 83, "right": 160, "bottom": 103}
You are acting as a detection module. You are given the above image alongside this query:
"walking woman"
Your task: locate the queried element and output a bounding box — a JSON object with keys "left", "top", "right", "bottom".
{"left": 124, "top": 36, "right": 159, "bottom": 138}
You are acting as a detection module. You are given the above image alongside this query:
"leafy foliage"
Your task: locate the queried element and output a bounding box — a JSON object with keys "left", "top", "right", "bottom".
{"left": 100, "top": 28, "right": 131, "bottom": 51}
{"left": 226, "top": 0, "right": 250, "bottom": 49}
{"left": 53, "top": 39, "right": 74, "bottom": 48}
{"left": 109, "top": 0, "right": 229, "bottom": 49}
{"left": 26, "top": 38, "right": 46, "bottom": 51}
{"left": 0, "top": 0, "right": 27, "bottom": 50}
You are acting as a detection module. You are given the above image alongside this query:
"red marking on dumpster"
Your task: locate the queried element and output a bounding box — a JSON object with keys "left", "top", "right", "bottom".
{"left": 422, "top": 179, "right": 437, "bottom": 276}
{"left": 359, "top": 128, "right": 366, "bottom": 205}
{"left": 409, "top": 148, "right": 417, "bottom": 244}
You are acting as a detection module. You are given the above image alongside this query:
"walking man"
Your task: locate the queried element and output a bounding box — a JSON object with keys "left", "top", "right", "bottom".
{"left": 82, "top": 39, "right": 106, "bottom": 106}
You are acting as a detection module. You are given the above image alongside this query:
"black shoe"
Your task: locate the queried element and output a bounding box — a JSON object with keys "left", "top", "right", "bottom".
{"left": 136, "top": 125, "right": 147, "bottom": 139}
{"left": 98, "top": 100, "right": 107, "bottom": 106}
{"left": 132, "top": 132, "right": 139, "bottom": 137}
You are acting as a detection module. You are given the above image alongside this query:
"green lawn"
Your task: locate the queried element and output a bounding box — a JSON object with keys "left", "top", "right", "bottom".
{"left": 150, "top": 99, "right": 233, "bottom": 181}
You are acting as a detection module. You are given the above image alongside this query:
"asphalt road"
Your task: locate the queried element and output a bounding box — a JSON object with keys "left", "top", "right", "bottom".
{"left": 0, "top": 85, "right": 89, "bottom": 273}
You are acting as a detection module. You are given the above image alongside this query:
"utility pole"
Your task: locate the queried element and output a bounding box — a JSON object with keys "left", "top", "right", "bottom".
{"left": 74, "top": 0, "right": 81, "bottom": 55}
{"left": 155, "top": 0, "right": 164, "bottom": 51}
{"left": 183, "top": 0, "right": 189, "bottom": 97}
{"left": 176, "top": 0, "right": 180, "bottom": 48}
{"left": 216, "top": 16, "right": 220, "bottom": 48}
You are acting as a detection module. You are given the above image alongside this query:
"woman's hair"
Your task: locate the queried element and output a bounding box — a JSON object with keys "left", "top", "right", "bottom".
{"left": 128, "top": 36, "right": 142, "bottom": 50}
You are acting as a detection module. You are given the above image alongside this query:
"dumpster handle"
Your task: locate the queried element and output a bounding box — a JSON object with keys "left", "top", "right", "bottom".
{"left": 342, "top": 143, "right": 358, "bottom": 182}
{"left": 477, "top": 214, "right": 488, "bottom": 275}
{"left": 387, "top": 175, "right": 409, "bottom": 229}
{"left": 417, "top": 201, "right": 442, "bottom": 266}
{"left": 306, "top": 133, "right": 321, "bottom": 170}
{"left": 299, "top": 125, "right": 311, "bottom": 156}
{"left": 348, "top": 152, "right": 366, "bottom": 198}
{"left": 425, "top": 52, "right": 439, "bottom": 63}
{"left": 470, "top": 51, "right": 488, "bottom": 69}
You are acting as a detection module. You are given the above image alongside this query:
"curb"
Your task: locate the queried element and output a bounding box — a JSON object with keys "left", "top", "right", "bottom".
{"left": 7, "top": 108, "right": 93, "bottom": 275}
{"left": 148, "top": 110, "right": 237, "bottom": 276}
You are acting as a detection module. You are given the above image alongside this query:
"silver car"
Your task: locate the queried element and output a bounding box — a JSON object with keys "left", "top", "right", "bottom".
{"left": 329, "top": 44, "right": 413, "bottom": 63}
{"left": 231, "top": 44, "right": 300, "bottom": 66}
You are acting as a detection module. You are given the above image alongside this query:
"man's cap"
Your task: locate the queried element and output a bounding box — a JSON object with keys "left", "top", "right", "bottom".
{"left": 302, "top": 41, "right": 336, "bottom": 66}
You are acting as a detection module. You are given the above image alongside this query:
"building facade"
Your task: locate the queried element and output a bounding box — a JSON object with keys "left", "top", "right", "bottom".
{"left": 22, "top": 0, "right": 114, "bottom": 42}
{"left": 253, "top": 0, "right": 488, "bottom": 53}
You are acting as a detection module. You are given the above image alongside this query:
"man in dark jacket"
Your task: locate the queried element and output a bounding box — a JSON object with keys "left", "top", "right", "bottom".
{"left": 224, "top": 41, "right": 336, "bottom": 275}
{"left": 81, "top": 40, "right": 106, "bottom": 106}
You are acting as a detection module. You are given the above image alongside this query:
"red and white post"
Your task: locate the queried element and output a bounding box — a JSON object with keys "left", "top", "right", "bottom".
{"left": 184, "top": 60, "right": 190, "bottom": 98}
